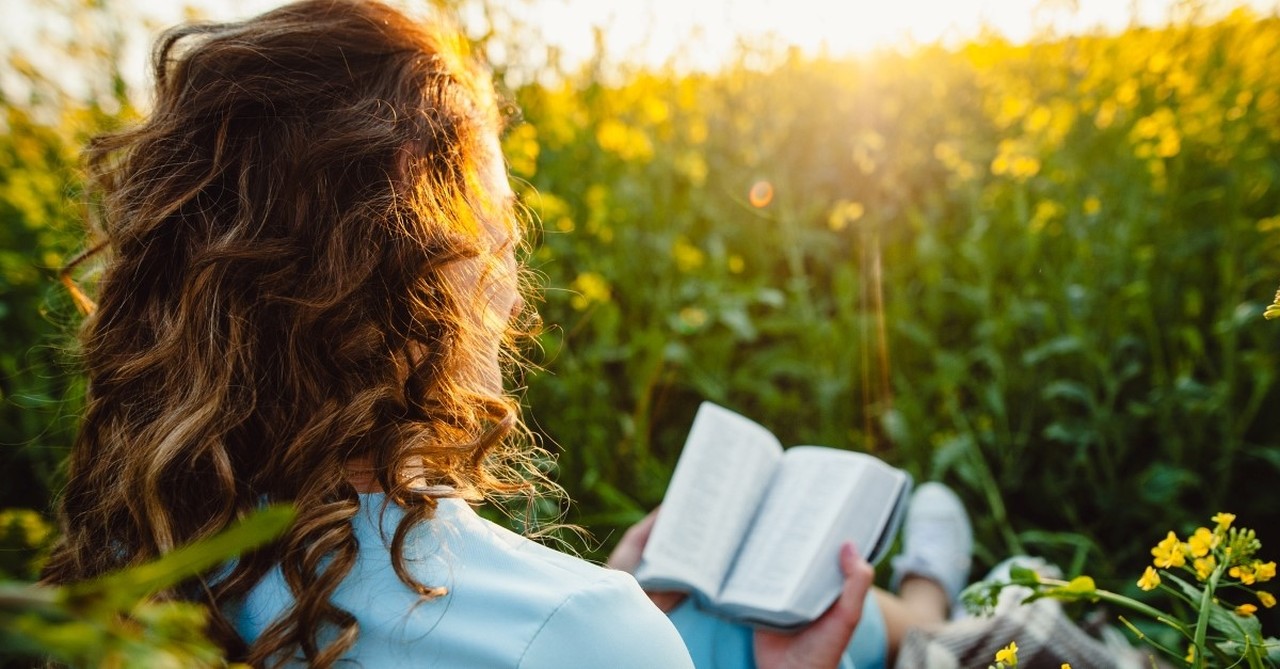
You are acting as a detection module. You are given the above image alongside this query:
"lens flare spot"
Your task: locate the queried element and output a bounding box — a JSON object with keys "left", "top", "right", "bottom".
{"left": 748, "top": 181, "right": 774, "bottom": 208}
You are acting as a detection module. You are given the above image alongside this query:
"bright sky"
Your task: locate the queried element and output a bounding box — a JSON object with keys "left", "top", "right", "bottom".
{"left": 7, "top": 0, "right": 1280, "bottom": 99}
{"left": 506, "top": 0, "right": 1276, "bottom": 69}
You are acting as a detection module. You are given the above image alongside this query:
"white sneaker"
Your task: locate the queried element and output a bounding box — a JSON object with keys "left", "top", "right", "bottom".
{"left": 890, "top": 482, "right": 974, "bottom": 606}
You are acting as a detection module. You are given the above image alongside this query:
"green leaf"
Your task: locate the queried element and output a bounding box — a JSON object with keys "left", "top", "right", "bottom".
{"left": 958, "top": 580, "right": 1003, "bottom": 617}
{"left": 1043, "top": 575, "right": 1098, "bottom": 601}
{"left": 1008, "top": 564, "right": 1042, "bottom": 585}
{"left": 1204, "top": 600, "right": 1262, "bottom": 644}
{"left": 1137, "top": 463, "right": 1200, "bottom": 505}
{"left": 716, "top": 306, "right": 757, "bottom": 341}
{"left": 1245, "top": 444, "right": 1280, "bottom": 474}
{"left": 1041, "top": 380, "right": 1095, "bottom": 409}
{"left": 1161, "top": 571, "right": 1206, "bottom": 603}
{"left": 68, "top": 505, "right": 295, "bottom": 613}
{"left": 1021, "top": 335, "right": 1082, "bottom": 366}
{"left": 1160, "top": 571, "right": 1263, "bottom": 645}
{"left": 1, "top": 506, "right": 293, "bottom": 666}
{"left": 1264, "top": 637, "right": 1280, "bottom": 663}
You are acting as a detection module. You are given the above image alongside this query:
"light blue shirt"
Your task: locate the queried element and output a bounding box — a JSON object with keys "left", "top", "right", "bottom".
{"left": 228, "top": 494, "right": 695, "bottom": 668}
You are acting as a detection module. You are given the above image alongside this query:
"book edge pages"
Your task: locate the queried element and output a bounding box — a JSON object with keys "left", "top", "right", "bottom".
{"left": 713, "top": 447, "right": 911, "bottom": 628}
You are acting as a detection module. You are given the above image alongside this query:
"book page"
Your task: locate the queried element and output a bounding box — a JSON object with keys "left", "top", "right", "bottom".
{"left": 830, "top": 456, "right": 909, "bottom": 566}
{"left": 634, "top": 403, "right": 784, "bottom": 597}
{"left": 716, "top": 448, "right": 862, "bottom": 611}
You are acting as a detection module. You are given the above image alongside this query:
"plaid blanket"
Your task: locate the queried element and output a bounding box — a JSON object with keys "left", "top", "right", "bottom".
{"left": 892, "top": 598, "right": 1154, "bottom": 669}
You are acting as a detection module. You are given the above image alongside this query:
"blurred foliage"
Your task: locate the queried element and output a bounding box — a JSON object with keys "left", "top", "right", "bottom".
{"left": 0, "top": 509, "right": 55, "bottom": 581}
{"left": 1, "top": 0, "right": 132, "bottom": 516}
{"left": 0, "top": 101, "right": 102, "bottom": 517}
{"left": 506, "top": 7, "right": 1280, "bottom": 591}
{"left": 3, "top": 0, "right": 1280, "bottom": 658}
{"left": 0, "top": 505, "right": 293, "bottom": 668}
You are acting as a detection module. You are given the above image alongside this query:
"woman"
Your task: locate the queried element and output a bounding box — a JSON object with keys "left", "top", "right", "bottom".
{"left": 43, "top": 1, "right": 873, "bottom": 667}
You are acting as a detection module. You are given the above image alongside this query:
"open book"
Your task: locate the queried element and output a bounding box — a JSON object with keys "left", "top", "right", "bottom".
{"left": 633, "top": 402, "right": 912, "bottom": 630}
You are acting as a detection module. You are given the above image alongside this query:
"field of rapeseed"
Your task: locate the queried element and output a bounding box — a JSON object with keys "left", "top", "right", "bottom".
{"left": 507, "top": 8, "right": 1280, "bottom": 586}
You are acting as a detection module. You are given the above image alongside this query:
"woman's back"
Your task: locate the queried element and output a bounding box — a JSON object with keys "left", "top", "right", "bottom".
{"left": 230, "top": 496, "right": 692, "bottom": 667}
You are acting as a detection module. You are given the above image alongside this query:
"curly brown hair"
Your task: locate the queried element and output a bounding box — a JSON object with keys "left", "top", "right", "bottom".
{"left": 42, "top": 1, "right": 548, "bottom": 665}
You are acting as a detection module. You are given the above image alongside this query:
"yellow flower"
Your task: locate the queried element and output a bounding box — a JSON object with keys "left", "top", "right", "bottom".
{"left": 1187, "top": 527, "right": 1217, "bottom": 558}
{"left": 1258, "top": 591, "right": 1275, "bottom": 609}
{"left": 1011, "top": 156, "right": 1041, "bottom": 180}
{"left": 502, "top": 123, "right": 540, "bottom": 178}
{"left": 1151, "top": 531, "right": 1186, "bottom": 569}
{"left": 990, "top": 140, "right": 1040, "bottom": 181}
{"left": 1193, "top": 556, "right": 1216, "bottom": 581}
{"left": 827, "top": 200, "right": 865, "bottom": 232}
{"left": 569, "top": 272, "right": 611, "bottom": 311}
{"left": 1230, "top": 564, "right": 1257, "bottom": 585}
{"left": 1154, "top": 128, "right": 1181, "bottom": 158}
{"left": 1094, "top": 100, "right": 1117, "bottom": 129}
{"left": 595, "top": 118, "right": 653, "bottom": 162}
{"left": 1029, "top": 200, "right": 1065, "bottom": 234}
{"left": 1137, "top": 566, "right": 1161, "bottom": 591}
{"left": 995, "top": 642, "right": 1018, "bottom": 666}
{"left": 1185, "top": 645, "right": 1195, "bottom": 664}
{"left": 677, "top": 307, "right": 708, "bottom": 330}
{"left": 672, "top": 237, "right": 705, "bottom": 273}
{"left": 1255, "top": 561, "right": 1276, "bottom": 583}
{"left": 1212, "top": 512, "right": 1235, "bottom": 530}
{"left": 1235, "top": 603, "right": 1258, "bottom": 616}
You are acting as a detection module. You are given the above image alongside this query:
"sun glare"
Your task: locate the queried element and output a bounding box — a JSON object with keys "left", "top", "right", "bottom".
{"left": 523, "top": 0, "right": 1278, "bottom": 71}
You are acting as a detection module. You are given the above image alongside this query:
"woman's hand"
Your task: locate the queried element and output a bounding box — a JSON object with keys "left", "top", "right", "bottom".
{"left": 606, "top": 508, "right": 687, "bottom": 612}
{"left": 610, "top": 511, "right": 874, "bottom": 669}
{"left": 753, "top": 543, "right": 874, "bottom": 669}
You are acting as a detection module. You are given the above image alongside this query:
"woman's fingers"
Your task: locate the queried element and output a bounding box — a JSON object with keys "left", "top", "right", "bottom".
{"left": 831, "top": 543, "right": 874, "bottom": 626}
{"left": 753, "top": 543, "right": 874, "bottom": 669}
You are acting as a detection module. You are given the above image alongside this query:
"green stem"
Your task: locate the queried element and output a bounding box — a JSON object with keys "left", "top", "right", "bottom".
{"left": 1117, "top": 615, "right": 1181, "bottom": 663}
{"left": 1192, "top": 564, "right": 1224, "bottom": 669}
{"left": 1091, "top": 589, "right": 1184, "bottom": 631}
{"left": 1033, "top": 578, "right": 1186, "bottom": 633}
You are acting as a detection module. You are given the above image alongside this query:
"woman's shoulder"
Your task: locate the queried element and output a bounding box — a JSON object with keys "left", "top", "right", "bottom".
{"left": 357, "top": 496, "right": 626, "bottom": 595}
{"left": 516, "top": 565, "right": 695, "bottom": 668}
{"left": 406, "top": 498, "right": 694, "bottom": 666}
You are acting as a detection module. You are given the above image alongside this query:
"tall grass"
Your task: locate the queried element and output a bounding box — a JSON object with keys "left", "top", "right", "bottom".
{"left": 509, "top": 10, "right": 1280, "bottom": 587}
